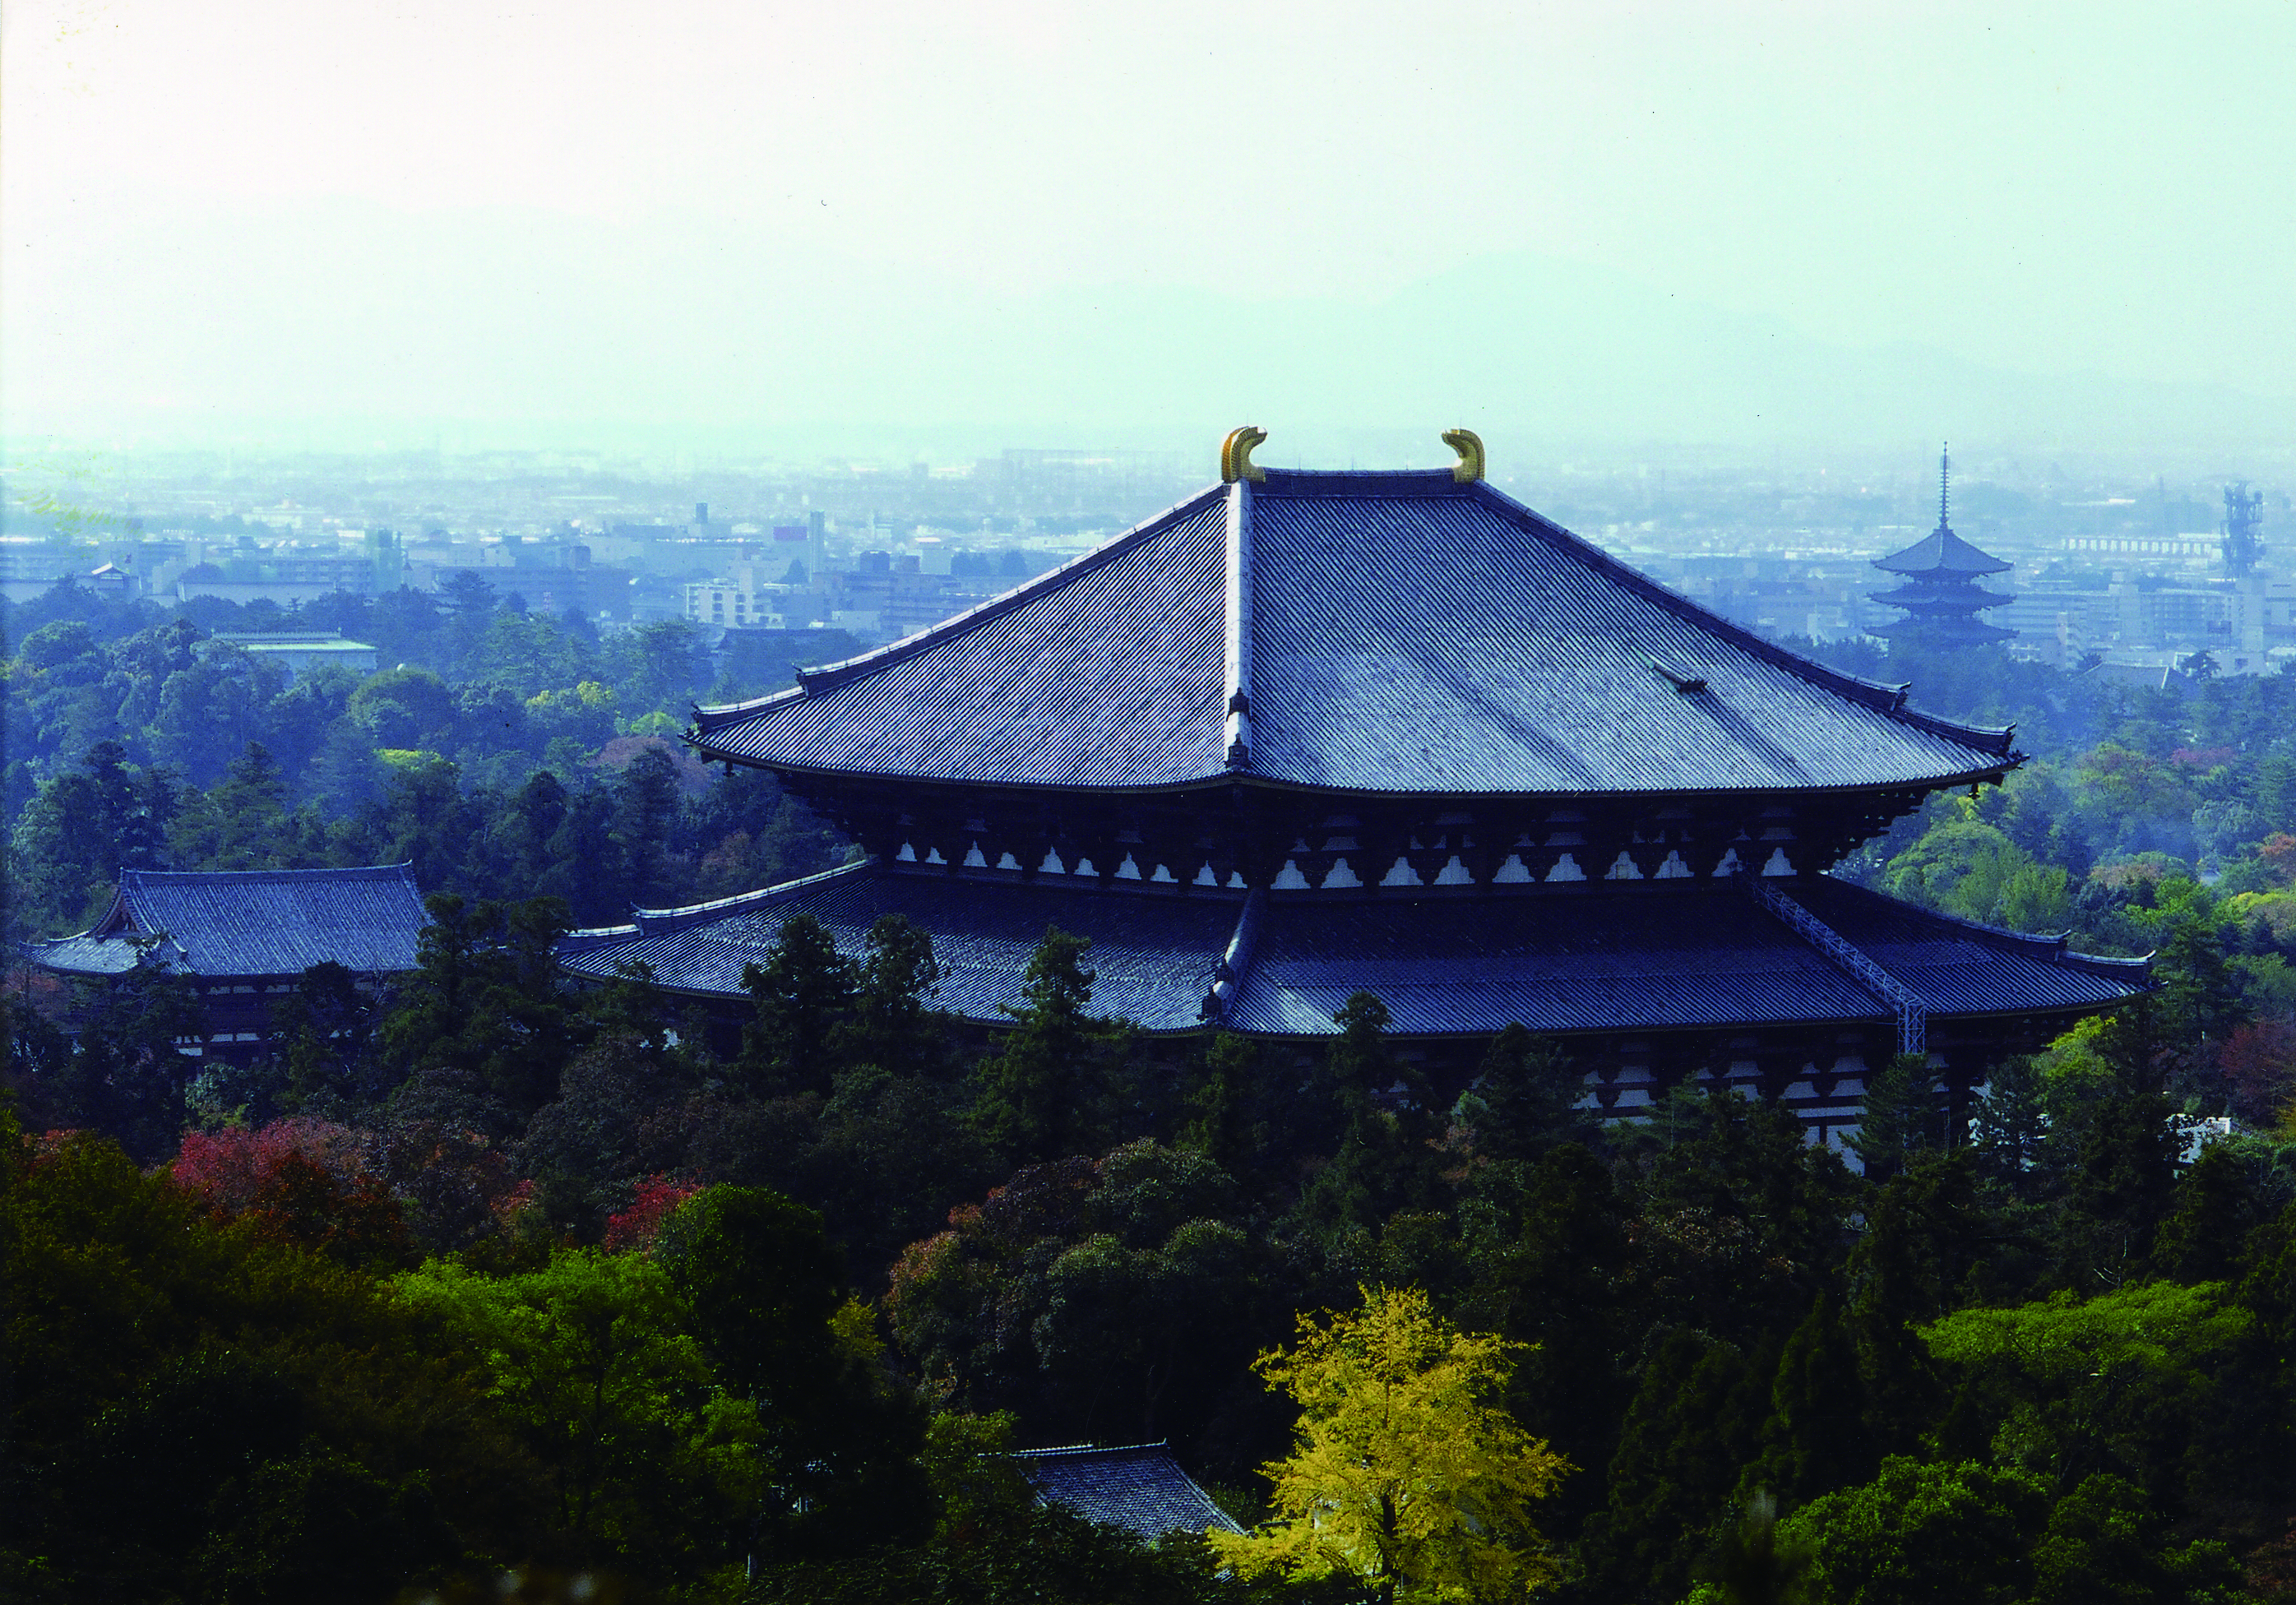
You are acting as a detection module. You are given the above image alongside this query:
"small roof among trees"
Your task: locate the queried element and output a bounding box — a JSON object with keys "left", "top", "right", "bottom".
{"left": 1011, "top": 1442, "right": 1243, "bottom": 1541}
{"left": 28, "top": 863, "right": 428, "bottom": 978}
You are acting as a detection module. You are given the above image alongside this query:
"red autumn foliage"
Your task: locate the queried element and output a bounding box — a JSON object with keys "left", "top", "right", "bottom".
{"left": 174, "top": 1117, "right": 375, "bottom": 1210}
{"left": 171, "top": 1117, "right": 407, "bottom": 1265}
{"left": 2258, "top": 833, "right": 2296, "bottom": 886}
{"left": 2217, "top": 1018, "right": 2296, "bottom": 1126}
{"left": 604, "top": 1173, "right": 702, "bottom": 1252}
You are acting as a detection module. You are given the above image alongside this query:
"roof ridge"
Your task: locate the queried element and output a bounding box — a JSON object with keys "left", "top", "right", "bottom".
{"left": 618, "top": 857, "right": 881, "bottom": 935}
{"left": 123, "top": 862, "right": 416, "bottom": 884}
{"left": 1008, "top": 1441, "right": 1173, "bottom": 1458}
{"left": 692, "top": 485, "right": 1227, "bottom": 729}
{"left": 1465, "top": 481, "right": 2016, "bottom": 761}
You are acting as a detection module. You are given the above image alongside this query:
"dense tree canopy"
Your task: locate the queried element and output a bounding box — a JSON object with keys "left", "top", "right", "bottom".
{"left": 7, "top": 595, "right": 2296, "bottom": 1602}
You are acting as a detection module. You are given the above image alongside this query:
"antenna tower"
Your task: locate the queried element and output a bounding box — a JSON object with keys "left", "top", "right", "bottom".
{"left": 2224, "top": 483, "right": 2266, "bottom": 578}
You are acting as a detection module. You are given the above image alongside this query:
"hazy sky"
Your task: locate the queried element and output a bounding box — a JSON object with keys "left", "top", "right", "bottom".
{"left": 6, "top": 0, "right": 2294, "bottom": 457}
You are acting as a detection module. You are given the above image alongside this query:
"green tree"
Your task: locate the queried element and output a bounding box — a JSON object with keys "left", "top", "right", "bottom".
{"left": 1969, "top": 1055, "right": 2051, "bottom": 1196}
{"left": 1849, "top": 1055, "right": 1945, "bottom": 1182}
{"left": 380, "top": 893, "right": 577, "bottom": 1135}
{"left": 7, "top": 740, "right": 178, "bottom": 932}
{"left": 347, "top": 665, "right": 456, "bottom": 749}
{"left": 660, "top": 1186, "right": 931, "bottom": 1560}
{"left": 166, "top": 740, "right": 325, "bottom": 870}
{"left": 1922, "top": 1280, "right": 2269, "bottom": 1511}
{"left": 1771, "top": 1456, "right": 2049, "bottom": 1605}
{"left": 970, "top": 927, "right": 1129, "bottom": 1165}
{"left": 1210, "top": 1284, "right": 1568, "bottom": 1605}
{"left": 1295, "top": 992, "right": 1441, "bottom": 1235}
{"left": 3, "top": 1117, "right": 539, "bottom": 1600}
{"left": 1456, "top": 1143, "right": 1638, "bottom": 1534}
{"left": 1582, "top": 1329, "right": 1769, "bottom": 1605}
{"left": 1843, "top": 1149, "right": 1989, "bottom": 1456}
{"left": 739, "top": 913, "right": 861, "bottom": 1099}
{"left": 393, "top": 1248, "right": 760, "bottom": 1570}
{"left": 1456, "top": 1024, "right": 1590, "bottom": 1166}
{"left": 2025, "top": 1473, "right": 2243, "bottom": 1605}
{"left": 1743, "top": 1293, "right": 1873, "bottom": 1512}
{"left": 56, "top": 953, "right": 206, "bottom": 1163}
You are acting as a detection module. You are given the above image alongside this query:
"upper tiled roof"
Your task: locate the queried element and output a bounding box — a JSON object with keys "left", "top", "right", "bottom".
{"left": 1872, "top": 520, "right": 2013, "bottom": 578}
{"left": 692, "top": 495, "right": 1229, "bottom": 787}
{"left": 28, "top": 864, "right": 429, "bottom": 978}
{"left": 556, "top": 862, "right": 2149, "bottom": 1038}
{"left": 690, "top": 468, "right": 2013, "bottom": 798}
{"left": 1011, "top": 1443, "right": 1243, "bottom": 1540}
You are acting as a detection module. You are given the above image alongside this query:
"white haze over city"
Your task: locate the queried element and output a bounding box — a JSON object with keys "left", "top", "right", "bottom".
{"left": 5, "top": 0, "right": 2294, "bottom": 463}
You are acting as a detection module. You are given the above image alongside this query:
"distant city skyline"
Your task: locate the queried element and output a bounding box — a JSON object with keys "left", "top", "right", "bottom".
{"left": 5, "top": 1, "right": 2294, "bottom": 456}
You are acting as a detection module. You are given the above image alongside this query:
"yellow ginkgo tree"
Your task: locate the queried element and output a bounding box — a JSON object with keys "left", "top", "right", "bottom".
{"left": 1209, "top": 1284, "right": 1569, "bottom": 1604}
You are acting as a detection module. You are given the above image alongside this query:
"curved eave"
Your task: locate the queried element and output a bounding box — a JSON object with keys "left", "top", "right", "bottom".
{"left": 687, "top": 753, "right": 2025, "bottom": 803}
{"left": 563, "top": 858, "right": 882, "bottom": 945}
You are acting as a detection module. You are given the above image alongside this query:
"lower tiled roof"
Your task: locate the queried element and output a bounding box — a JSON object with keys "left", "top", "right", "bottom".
{"left": 558, "top": 861, "right": 2150, "bottom": 1038}
{"left": 1011, "top": 1443, "right": 1244, "bottom": 1540}
{"left": 559, "top": 862, "right": 1237, "bottom": 1032}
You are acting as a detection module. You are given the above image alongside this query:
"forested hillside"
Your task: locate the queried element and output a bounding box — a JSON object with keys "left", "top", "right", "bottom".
{"left": 6, "top": 580, "right": 2296, "bottom": 1604}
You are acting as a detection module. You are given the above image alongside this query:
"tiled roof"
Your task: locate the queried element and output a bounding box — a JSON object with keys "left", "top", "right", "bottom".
{"left": 1011, "top": 1443, "right": 1244, "bottom": 1540}
{"left": 1222, "top": 889, "right": 1886, "bottom": 1036}
{"left": 556, "top": 863, "right": 2149, "bottom": 1038}
{"left": 27, "top": 865, "right": 428, "bottom": 978}
{"left": 691, "top": 495, "right": 1228, "bottom": 787}
{"left": 559, "top": 862, "right": 1236, "bottom": 1032}
{"left": 1788, "top": 877, "right": 2150, "bottom": 1017}
{"left": 1872, "top": 521, "right": 2013, "bottom": 578}
{"left": 688, "top": 469, "right": 2014, "bottom": 798}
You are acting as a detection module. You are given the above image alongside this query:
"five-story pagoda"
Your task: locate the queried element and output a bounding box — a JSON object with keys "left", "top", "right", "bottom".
{"left": 563, "top": 429, "right": 2145, "bottom": 1143}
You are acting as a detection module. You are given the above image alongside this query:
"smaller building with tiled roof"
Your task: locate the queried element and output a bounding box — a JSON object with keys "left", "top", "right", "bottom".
{"left": 1011, "top": 1443, "right": 1243, "bottom": 1542}
{"left": 27, "top": 865, "right": 430, "bottom": 1064}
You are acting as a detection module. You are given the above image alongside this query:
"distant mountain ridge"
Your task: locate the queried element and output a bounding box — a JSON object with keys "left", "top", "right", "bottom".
{"left": 6, "top": 197, "right": 2289, "bottom": 456}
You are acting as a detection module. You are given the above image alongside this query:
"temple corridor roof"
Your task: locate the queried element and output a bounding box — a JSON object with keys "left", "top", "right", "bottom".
{"left": 29, "top": 864, "right": 429, "bottom": 978}
{"left": 690, "top": 468, "right": 2015, "bottom": 798}
{"left": 558, "top": 861, "right": 2147, "bottom": 1039}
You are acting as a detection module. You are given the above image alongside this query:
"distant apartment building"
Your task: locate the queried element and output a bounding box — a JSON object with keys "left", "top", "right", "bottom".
{"left": 174, "top": 532, "right": 406, "bottom": 604}
{"left": 2002, "top": 573, "right": 2295, "bottom": 669}
{"left": 686, "top": 564, "right": 789, "bottom": 629}
{"left": 2061, "top": 532, "right": 2220, "bottom": 563}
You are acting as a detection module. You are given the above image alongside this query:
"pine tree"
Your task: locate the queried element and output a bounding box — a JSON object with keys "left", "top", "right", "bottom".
{"left": 1581, "top": 1329, "right": 1770, "bottom": 1604}
{"left": 1850, "top": 1053, "right": 1945, "bottom": 1182}
{"left": 1459, "top": 1022, "right": 1590, "bottom": 1164}
{"left": 1744, "top": 1293, "right": 1874, "bottom": 1511}
{"left": 738, "top": 913, "right": 860, "bottom": 1099}
{"left": 969, "top": 927, "right": 1127, "bottom": 1165}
